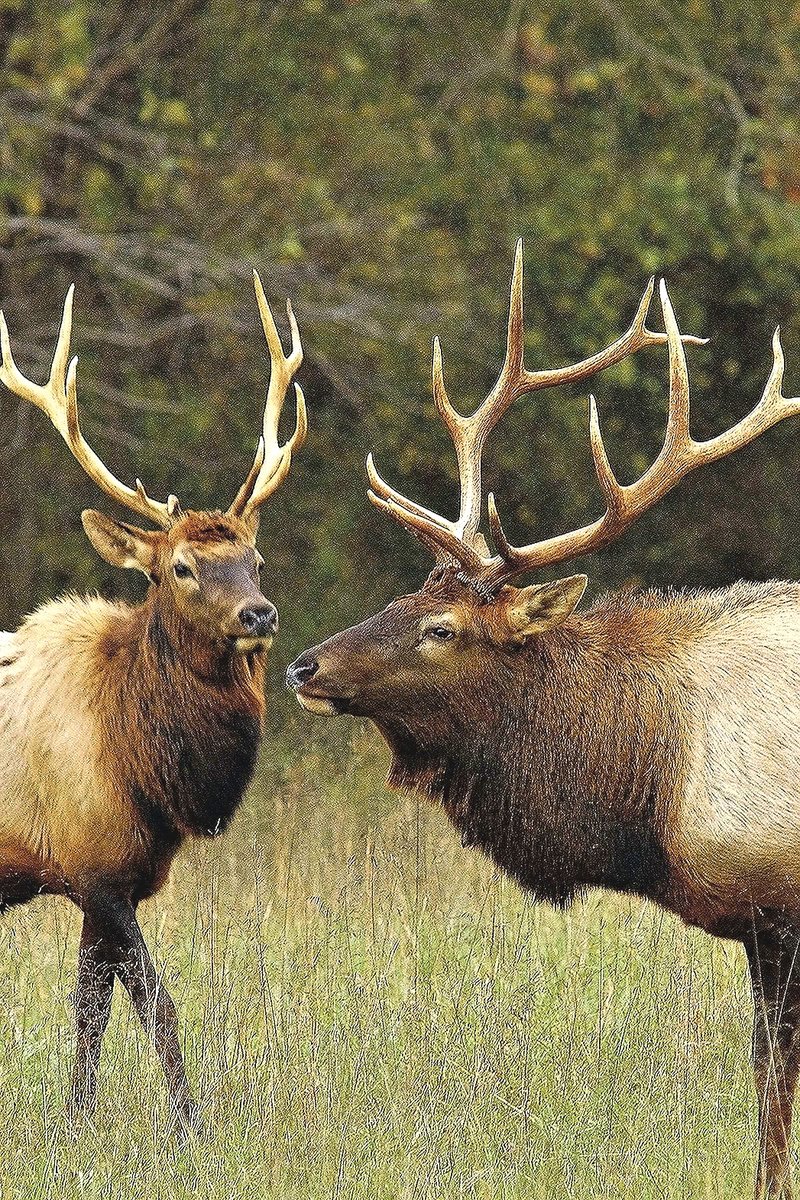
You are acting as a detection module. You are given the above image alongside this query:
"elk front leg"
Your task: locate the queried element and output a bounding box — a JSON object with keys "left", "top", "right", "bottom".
{"left": 83, "top": 889, "right": 200, "bottom": 1133}
{"left": 68, "top": 913, "right": 114, "bottom": 1119}
{"left": 744, "top": 922, "right": 800, "bottom": 1199}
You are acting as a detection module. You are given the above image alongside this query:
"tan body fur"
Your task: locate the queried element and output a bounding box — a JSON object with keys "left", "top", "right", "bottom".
{"left": 666, "top": 581, "right": 800, "bottom": 926}
{"left": 0, "top": 598, "right": 144, "bottom": 898}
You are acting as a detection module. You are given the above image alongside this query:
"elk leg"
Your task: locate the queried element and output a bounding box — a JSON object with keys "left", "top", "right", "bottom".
{"left": 83, "top": 889, "right": 200, "bottom": 1132}
{"left": 743, "top": 922, "right": 800, "bottom": 1200}
{"left": 67, "top": 913, "right": 114, "bottom": 1118}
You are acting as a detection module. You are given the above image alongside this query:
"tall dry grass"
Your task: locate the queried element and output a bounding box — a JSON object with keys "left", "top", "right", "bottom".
{"left": 0, "top": 724, "right": 758, "bottom": 1199}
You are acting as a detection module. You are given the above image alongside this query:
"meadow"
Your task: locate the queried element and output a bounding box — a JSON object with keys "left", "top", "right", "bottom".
{"left": 0, "top": 719, "right": 761, "bottom": 1200}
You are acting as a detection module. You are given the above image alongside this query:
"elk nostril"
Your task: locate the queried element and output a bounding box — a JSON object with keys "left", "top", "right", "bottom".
{"left": 286, "top": 658, "right": 318, "bottom": 689}
{"left": 240, "top": 604, "right": 278, "bottom": 637}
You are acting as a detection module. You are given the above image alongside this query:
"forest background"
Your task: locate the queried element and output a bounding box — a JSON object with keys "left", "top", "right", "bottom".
{"left": 2, "top": 0, "right": 799, "bottom": 687}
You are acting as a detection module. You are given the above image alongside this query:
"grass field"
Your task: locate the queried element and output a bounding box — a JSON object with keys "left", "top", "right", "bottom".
{"left": 0, "top": 720, "right": 764, "bottom": 1200}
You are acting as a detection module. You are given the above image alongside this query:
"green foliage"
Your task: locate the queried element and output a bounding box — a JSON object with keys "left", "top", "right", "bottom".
{"left": 2, "top": 1, "right": 800, "bottom": 650}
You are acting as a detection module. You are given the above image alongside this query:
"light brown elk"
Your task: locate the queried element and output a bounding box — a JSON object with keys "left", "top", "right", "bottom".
{"left": 0, "top": 272, "right": 306, "bottom": 1130}
{"left": 288, "top": 242, "right": 800, "bottom": 1198}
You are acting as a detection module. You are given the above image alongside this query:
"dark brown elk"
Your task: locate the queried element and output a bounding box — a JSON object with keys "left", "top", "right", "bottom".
{"left": 288, "top": 242, "right": 800, "bottom": 1199}
{"left": 0, "top": 272, "right": 306, "bottom": 1131}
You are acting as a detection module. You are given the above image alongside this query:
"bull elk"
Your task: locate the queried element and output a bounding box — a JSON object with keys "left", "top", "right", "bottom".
{"left": 0, "top": 272, "right": 306, "bottom": 1130}
{"left": 288, "top": 242, "right": 800, "bottom": 1198}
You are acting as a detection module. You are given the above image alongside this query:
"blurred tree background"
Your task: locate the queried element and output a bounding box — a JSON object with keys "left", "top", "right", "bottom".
{"left": 2, "top": 0, "right": 800, "bottom": 672}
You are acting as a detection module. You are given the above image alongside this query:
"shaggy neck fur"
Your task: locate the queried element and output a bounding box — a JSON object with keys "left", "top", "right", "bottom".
{"left": 94, "top": 590, "right": 266, "bottom": 844}
{"left": 380, "top": 602, "right": 690, "bottom": 908}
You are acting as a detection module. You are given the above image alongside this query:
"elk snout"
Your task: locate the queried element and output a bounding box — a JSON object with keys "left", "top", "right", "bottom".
{"left": 235, "top": 595, "right": 278, "bottom": 643}
{"left": 286, "top": 652, "right": 344, "bottom": 715}
{"left": 286, "top": 655, "right": 318, "bottom": 689}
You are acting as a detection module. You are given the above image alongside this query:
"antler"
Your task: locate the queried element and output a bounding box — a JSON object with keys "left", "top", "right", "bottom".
{"left": 227, "top": 270, "right": 307, "bottom": 521}
{"left": 368, "top": 240, "right": 800, "bottom": 589}
{"left": 0, "top": 286, "right": 179, "bottom": 528}
{"left": 484, "top": 282, "right": 800, "bottom": 587}
{"left": 367, "top": 238, "right": 705, "bottom": 577}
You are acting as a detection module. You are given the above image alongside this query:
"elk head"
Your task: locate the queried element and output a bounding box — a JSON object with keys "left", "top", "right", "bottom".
{"left": 0, "top": 273, "right": 307, "bottom": 655}
{"left": 288, "top": 241, "right": 800, "bottom": 743}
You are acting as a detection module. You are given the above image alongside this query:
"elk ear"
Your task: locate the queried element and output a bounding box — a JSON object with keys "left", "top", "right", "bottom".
{"left": 505, "top": 574, "right": 588, "bottom": 640}
{"left": 81, "top": 510, "right": 162, "bottom": 580}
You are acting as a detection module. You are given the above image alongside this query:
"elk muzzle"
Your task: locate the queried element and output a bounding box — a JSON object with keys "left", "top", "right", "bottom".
{"left": 231, "top": 599, "right": 278, "bottom": 652}
{"left": 286, "top": 649, "right": 348, "bottom": 715}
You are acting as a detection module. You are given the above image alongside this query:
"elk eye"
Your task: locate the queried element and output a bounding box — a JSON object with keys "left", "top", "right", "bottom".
{"left": 173, "top": 562, "right": 194, "bottom": 581}
{"left": 428, "top": 626, "right": 455, "bottom": 641}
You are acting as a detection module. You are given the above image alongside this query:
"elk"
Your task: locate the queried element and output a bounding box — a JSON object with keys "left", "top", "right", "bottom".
{"left": 287, "top": 242, "right": 800, "bottom": 1198}
{"left": 0, "top": 272, "right": 306, "bottom": 1131}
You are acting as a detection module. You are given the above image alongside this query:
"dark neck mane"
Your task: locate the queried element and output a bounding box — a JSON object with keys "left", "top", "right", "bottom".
{"left": 380, "top": 607, "right": 688, "bottom": 907}
{"left": 96, "top": 596, "right": 266, "bottom": 841}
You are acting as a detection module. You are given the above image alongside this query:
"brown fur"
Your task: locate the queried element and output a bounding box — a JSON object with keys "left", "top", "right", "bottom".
{"left": 169, "top": 509, "right": 250, "bottom": 546}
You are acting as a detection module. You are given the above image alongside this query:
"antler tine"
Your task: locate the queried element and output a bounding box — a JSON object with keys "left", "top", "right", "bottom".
{"left": 228, "top": 272, "right": 307, "bottom": 520}
{"left": 49, "top": 284, "right": 74, "bottom": 424}
{"left": 366, "top": 240, "right": 708, "bottom": 574}
{"left": 365, "top": 334, "right": 489, "bottom": 567}
{"left": 588, "top": 394, "right": 625, "bottom": 518}
{"left": 366, "top": 451, "right": 484, "bottom": 569}
{"left": 367, "top": 453, "right": 454, "bottom": 534}
{"left": 367, "top": 486, "right": 486, "bottom": 572}
{"left": 364, "top": 243, "right": 526, "bottom": 561}
{"left": 0, "top": 289, "right": 176, "bottom": 528}
{"left": 484, "top": 281, "right": 800, "bottom": 587}
{"left": 453, "top": 237, "right": 527, "bottom": 547}
{"left": 660, "top": 279, "right": 692, "bottom": 453}
{"left": 689, "top": 322, "right": 800, "bottom": 467}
